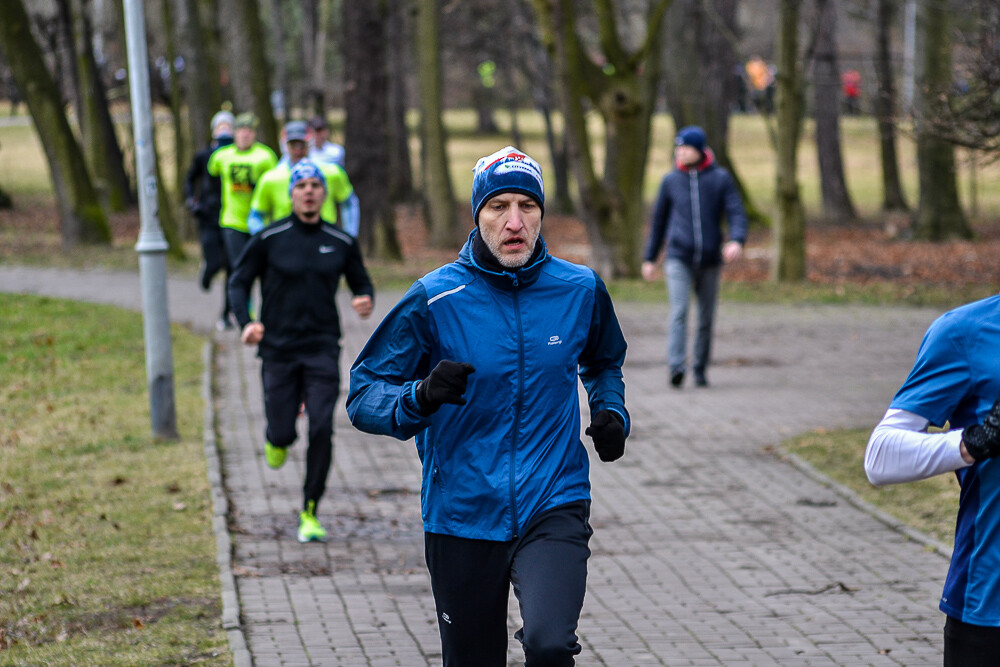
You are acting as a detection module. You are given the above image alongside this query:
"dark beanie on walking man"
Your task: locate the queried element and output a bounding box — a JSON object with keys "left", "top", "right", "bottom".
{"left": 674, "top": 125, "right": 707, "bottom": 155}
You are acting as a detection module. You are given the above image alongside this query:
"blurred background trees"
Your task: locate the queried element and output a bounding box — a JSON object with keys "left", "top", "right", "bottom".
{"left": 0, "top": 0, "right": 996, "bottom": 279}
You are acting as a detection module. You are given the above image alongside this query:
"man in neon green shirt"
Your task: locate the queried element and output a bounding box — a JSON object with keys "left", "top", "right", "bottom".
{"left": 208, "top": 112, "right": 278, "bottom": 267}
{"left": 248, "top": 120, "right": 355, "bottom": 235}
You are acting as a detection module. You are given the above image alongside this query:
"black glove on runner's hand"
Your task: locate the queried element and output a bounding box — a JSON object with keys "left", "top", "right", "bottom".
{"left": 586, "top": 410, "right": 626, "bottom": 462}
{"left": 415, "top": 360, "right": 476, "bottom": 415}
{"left": 964, "top": 396, "right": 1000, "bottom": 461}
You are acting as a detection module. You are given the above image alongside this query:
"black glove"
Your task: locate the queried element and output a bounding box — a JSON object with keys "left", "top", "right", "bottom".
{"left": 586, "top": 410, "right": 626, "bottom": 462}
{"left": 415, "top": 360, "right": 476, "bottom": 415}
{"left": 964, "top": 396, "right": 1000, "bottom": 461}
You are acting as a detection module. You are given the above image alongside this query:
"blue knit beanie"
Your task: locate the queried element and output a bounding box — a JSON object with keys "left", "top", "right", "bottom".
{"left": 288, "top": 160, "right": 327, "bottom": 196}
{"left": 471, "top": 146, "right": 544, "bottom": 224}
{"left": 675, "top": 126, "right": 707, "bottom": 153}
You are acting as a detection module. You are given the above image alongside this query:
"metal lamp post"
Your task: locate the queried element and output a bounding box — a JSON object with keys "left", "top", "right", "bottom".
{"left": 123, "top": 0, "right": 178, "bottom": 439}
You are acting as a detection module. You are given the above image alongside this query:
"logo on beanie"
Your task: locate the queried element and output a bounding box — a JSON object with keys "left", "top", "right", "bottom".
{"left": 475, "top": 148, "right": 543, "bottom": 194}
{"left": 471, "top": 146, "right": 545, "bottom": 222}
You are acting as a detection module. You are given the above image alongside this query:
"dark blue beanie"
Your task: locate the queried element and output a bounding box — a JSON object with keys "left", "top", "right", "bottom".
{"left": 675, "top": 126, "right": 707, "bottom": 153}
{"left": 288, "top": 160, "right": 327, "bottom": 196}
{"left": 471, "top": 146, "right": 545, "bottom": 224}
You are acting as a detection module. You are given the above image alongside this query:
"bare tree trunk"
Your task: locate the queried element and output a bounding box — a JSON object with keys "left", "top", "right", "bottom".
{"left": 263, "top": 0, "right": 288, "bottom": 121}
{"left": 301, "top": 0, "right": 317, "bottom": 111}
{"left": 473, "top": 62, "right": 499, "bottom": 134}
{"left": 662, "top": 0, "right": 766, "bottom": 226}
{"left": 70, "top": 0, "right": 133, "bottom": 212}
{"left": 182, "top": 0, "right": 222, "bottom": 147}
{"left": 415, "top": 0, "right": 459, "bottom": 247}
{"left": 812, "top": 0, "right": 857, "bottom": 223}
{"left": 773, "top": 0, "right": 805, "bottom": 282}
{"left": 532, "top": 0, "right": 673, "bottom": 278}
{"left": 343, "top": 0, "right": 401, "bottom": 260}
{"left": 0, "top": 0, "right": 110, "bottom": 246}
{"left": 311, "top": 0, "right": 334, "bottom": 116}
{"left": 219, "top": 0, "right": 278, "bottom": 150}
{"left": 875, "top": 0, "right": 909, "bottom": 212}
{"left": 519, "top": 0, "right": 572, "bottom": 214}
{"left": 152, "top": 122, "right": 186, "bottom": 260}
{"left": 161, "top": 0, "right": 188, "bottom": 238}
{"left": 914, "top": 0, "right": 970, "bottom": 240}
{"left": 385, "top": 0, "right": 414, "bottom": 202}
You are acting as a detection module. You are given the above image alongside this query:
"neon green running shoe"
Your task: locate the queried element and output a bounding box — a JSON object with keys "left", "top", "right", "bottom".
{"left": 298, "top": 501, "right": 326, "bottom": 543}
{"left": 265, "top": 441, "right": 287, "bottom": 469}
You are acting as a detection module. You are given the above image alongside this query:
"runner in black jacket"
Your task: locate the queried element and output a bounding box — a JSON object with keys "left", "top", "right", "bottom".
{"left": 184, "top": 110, "right": 235, "bottom": 329}
{"left": 228, "top": 160, "right": 374, "bottom": 543}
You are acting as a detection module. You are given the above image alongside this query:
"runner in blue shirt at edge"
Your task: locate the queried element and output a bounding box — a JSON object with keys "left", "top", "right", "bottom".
{"left": 866, "top": 294, "right": 1000, "bottom": 665}
{"left": 346, "top": 146, "right": 630, "bottom": 666}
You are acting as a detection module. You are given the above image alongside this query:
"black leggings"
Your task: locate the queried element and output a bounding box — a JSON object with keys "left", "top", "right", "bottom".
{"left": 944, "top": 615, "right": 1000, "bottom": 666}
{"left": 424, "top": 500, "right": 592, "bottom": 667}
{"left": 198, "top": 218, "right": 230, "bottom": 318}
{"left": 261, "top": 351, "right": 340, "bottom": 511}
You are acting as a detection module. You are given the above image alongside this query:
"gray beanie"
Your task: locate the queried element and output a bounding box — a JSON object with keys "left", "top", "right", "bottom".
{"left": 210, "top": 110, "right": 235, "bottom": 135}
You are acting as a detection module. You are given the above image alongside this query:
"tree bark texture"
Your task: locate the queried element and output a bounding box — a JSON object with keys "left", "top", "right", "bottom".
{"left": 811, "top": 0, "right": 857, "bottom": 223}
{"left": 0, "top": 0, "right": 110, "bottom": 246}
{"left": 311, "top": 0, "right": 334, "bottom": 116}
{"left": 874, "top": 0, "right": 909, "bottom": 211}
{"left": 772, "top": 0, "right": 805, "bottom": 282}
{"left": 914, "top": 0, "right": 970, "bottom": 240}
{"left": 181, "top": 0, "right": 223, "bottom": 148}
{"left": 385, "top": 0, "right": 414, "bottom": 203}
{"left": 220, "top": 0, "right": 278, "bottom": 151}
{"left": 532, "top": 0, "right": 673, "bottom": 278}
{"left": 519, "top": 0, "right": 572, "bottom": 214}
{"left": 662, "top": 0, "right": 765, "bottom": 226}
{"left": 161, "top": 0, "right": 189, "bottom": 229}
{"left": 416, "top": 0, "right": 460, "bottom": 247}
{"left": 343, "top": 0, "right": 401, "bottom": 260}
{"left": 263, "top": 0, "right": 288, "bottom": 120}
{"left": 70, "top": 0, "right": 133, "bottom": 212}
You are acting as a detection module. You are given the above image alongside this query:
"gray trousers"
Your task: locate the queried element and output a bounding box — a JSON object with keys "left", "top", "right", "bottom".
{"left": 665, "top": 257, "right": 720, "bottom": 375}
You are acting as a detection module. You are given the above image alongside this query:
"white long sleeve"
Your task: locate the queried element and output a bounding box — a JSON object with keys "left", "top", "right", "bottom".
{"left": 864, "top": 408, "right": 970, "bottom": 486}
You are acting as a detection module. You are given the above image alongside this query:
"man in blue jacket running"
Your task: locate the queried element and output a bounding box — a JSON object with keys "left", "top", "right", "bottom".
{"left": 348, "top": 146, "right": 630, "bottom": 666}
{"left": 641, "top": 125, "right": 747, "bottom": 389}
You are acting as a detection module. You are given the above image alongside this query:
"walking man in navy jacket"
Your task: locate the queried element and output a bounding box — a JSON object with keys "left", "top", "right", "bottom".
{"left": 348, "top": 146, "right": 630, "bottom": 666}
{"left": 641, "top": 126, "right": 747, "bottom": 388}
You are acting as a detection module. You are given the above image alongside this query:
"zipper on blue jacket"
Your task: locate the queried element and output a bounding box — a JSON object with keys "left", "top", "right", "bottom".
{"left": 689, "top": 170, "right": 703, "bottom": 267}
{"left": 510, "top": 281, "right": 523, "bottom": 539}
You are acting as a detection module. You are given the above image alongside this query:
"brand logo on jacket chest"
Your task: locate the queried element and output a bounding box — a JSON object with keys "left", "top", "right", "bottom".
{"left": 547, "top": 335, "right": 562, "bottom": 346}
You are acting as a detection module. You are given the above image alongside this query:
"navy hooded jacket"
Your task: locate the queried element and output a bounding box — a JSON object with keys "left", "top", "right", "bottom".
{"left": 347, "top": 230, "right": 629, "bottom": 541}
{"left": 643, "top": 150, "right": 747, "bottom": 269}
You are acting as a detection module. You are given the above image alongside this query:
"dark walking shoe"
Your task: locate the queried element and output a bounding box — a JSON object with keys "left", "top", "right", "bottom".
{"left": 670, "top": 371, "right": 684, "bottom": 388}
{"left": 198, "top": 261, "right": 212, "bottom": 291}
{"left": 694, "top": 372, "right": 708, "bottom": 388}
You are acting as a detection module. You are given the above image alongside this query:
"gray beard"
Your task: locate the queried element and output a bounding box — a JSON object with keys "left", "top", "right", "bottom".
{"left": 482, "top": 233, "right": 537, "bottom": 269}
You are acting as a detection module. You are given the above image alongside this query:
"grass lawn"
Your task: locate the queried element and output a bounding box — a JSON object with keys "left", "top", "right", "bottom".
{"left": 0, "top": 294, "right": 229, "bottom": 665}
{"left": 781, "top": 428, "right": 959, "bottom": 547}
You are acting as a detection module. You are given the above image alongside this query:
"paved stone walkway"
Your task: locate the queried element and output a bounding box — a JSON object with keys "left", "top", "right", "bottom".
{"left": 1, "top": 265, "right": 953, "bottom": 665}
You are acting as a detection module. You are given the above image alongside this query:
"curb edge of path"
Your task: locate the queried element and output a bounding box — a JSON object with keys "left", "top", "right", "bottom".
{"left": 780, "top": 447, "right": 953, "bottom": 560}
{"left": 202, "top": 340, "right": 253, "bottom": 667}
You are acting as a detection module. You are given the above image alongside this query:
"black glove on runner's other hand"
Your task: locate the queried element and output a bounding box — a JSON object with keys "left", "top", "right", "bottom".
{"left": 586, "top": 410, "right": 626, "bottom": 462}
{"left": 964, "top": 396, "right": 1000, "bottom": 461}
{"left": 415, "top": 360, "right": 476, "bottom": 415}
